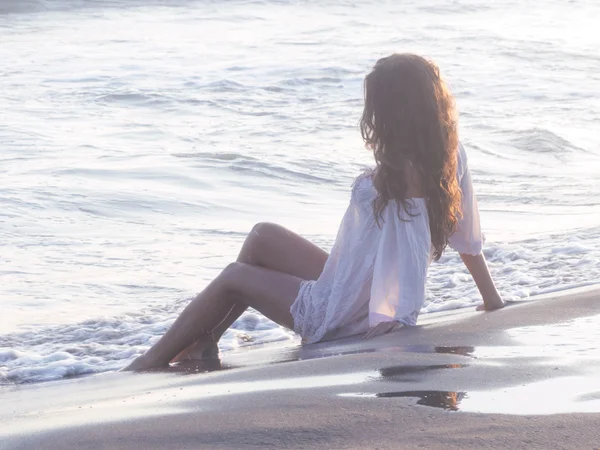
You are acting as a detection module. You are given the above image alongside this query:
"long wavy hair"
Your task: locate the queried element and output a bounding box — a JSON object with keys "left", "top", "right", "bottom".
{"left": 360, "top": 53, "right": 461, "bottom": 261}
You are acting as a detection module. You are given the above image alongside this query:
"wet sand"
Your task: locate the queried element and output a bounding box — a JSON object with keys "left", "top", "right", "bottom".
{"left": 2, "top": 286, "right": 599, "bottom": 449}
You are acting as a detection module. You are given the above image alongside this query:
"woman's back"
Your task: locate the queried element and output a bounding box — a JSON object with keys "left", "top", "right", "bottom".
{"left": 360, "top": 54, "right": 462, "bottom": 262}
{"left": 291, "top": 143, "right": 483, "bottom": 344}
{"left": 402, "top": 161, "right": 426, "bottom": 199}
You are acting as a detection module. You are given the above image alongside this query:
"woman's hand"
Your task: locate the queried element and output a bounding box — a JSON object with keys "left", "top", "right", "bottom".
{"left": 364, "top": 321, "right": 403, "bottom": 339}
{"left": 459, "top": 253, "right": 506, "bottom": 313}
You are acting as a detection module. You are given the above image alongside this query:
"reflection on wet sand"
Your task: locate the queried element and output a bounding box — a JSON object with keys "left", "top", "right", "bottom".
{"left": 162, "top": 345, "right": 475, "bottom": 378}
{"left": 379, "top": 364, "right": 468, "bottom": 379}
{"left": 141, "top": 314, "right": 600, "bottom": 415}
{"left": 434, "top": 346, "right": 475, "bottom": 357}
{"left": 377, "top": 391, "right": 466, "bottom": 411}
{"left": 342, "top": 367, "right": 600, "bottom": 415}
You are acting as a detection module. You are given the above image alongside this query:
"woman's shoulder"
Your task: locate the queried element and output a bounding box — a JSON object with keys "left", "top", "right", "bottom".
{"left": 350, "top": 168, "right": 377, "bottom": 206}
{"left": 352, "top": 168, "right": 375, "bottom": 191}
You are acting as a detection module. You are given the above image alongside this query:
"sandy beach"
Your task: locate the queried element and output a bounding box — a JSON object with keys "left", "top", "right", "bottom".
{"left": 2, "top": 285, "right": 599, "bottom": 449}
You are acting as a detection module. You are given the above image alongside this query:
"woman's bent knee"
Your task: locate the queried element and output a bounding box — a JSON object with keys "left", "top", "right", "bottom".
{"left": 222, "top": 261, "right": 245, "bottom": 278}
{"left": 221, "top": 261, "right": 256, "bottom": 286}
{"left": 241, "top": 222, "right": 281, "bottom": 265}
{"left": 250, "top": 222, "right": 280, "bottom": 239}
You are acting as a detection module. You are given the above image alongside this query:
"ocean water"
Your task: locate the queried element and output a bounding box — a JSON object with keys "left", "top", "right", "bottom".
{"left": 1, "top": 0, "right": 599, "bottom": 384}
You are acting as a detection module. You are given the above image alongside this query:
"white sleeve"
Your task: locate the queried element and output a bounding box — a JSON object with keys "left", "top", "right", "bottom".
{"left": 369, "top": 202, "right": 431, "bottom": 327}
{"left": 448, "top": 143, "right": 484, "bottom": 255}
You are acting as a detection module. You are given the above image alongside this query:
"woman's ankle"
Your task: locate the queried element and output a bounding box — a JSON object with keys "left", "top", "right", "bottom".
{"left": 170, "top": 340, "right": 219, "bottom": 363}
{"left": 122, "top": 353, "right": 162, "bottom": 371}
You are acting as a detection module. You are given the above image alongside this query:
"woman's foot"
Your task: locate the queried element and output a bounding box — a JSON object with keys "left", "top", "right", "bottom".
{"left": 121, "top": 353, "right": 165, "bottom": 372}
{"left": 122, "top": 340, "right": 219, "bottom": 371}
{"left": 170, "top": 341, "right": 219, "bottom": 364}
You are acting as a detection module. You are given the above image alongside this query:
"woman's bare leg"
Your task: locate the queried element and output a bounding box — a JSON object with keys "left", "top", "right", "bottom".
{"left": 124, "top": 263, "right": 305, "bottom": 370}
{"left": 212, "top": 223, "right": 327, "bottom": 336}
{"left": 171, "top": 223, "right": 327, "bottom": 362}
{"left": 124, "top": 223, "right": 327, "bottom": 370}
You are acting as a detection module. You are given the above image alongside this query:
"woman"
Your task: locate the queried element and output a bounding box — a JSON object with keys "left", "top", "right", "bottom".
{"left": 124, "top": 53, "right": 504, "bottom": 371}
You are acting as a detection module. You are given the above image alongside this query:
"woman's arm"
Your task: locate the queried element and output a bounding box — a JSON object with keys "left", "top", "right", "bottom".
{"left": 459, "top": 252, "right": 505, "bottom": 310}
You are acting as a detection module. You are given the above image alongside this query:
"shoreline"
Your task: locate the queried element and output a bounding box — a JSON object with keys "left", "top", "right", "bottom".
{"left": 2, "top": 285, "right": 599, "bottom": 449}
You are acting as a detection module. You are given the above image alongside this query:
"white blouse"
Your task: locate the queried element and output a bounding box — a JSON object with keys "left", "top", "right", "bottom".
{"left": 290, "top": 143, "right": 483, "bottom": 344}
